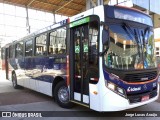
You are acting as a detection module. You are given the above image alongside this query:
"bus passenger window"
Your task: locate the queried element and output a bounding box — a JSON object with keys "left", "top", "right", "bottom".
{"left": 9, "top": 45, "right": 15, "bottom": 58}
{"left": 25, "top": 40, "right": 33, "bottom": 57}
{"left": 1, "top": 48, "right": 5, "bottom": 60}
{"left": 35, "top": 33, "right": 47, "bottom": 56}
{"left": 15, "top": 42, "right": 23, "bottom": 58}
{"left": 89, "top": 22, "right": 98, "bottom": 66}
{"left": 49, "top": 27, "right": 66, "bottom": 55}
{"left": 87, "top": 20, "right": 99, "bottom": 83}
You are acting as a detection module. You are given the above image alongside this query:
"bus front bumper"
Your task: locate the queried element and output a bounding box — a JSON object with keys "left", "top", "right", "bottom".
{"left": 101, "top": 84, "right": 159, "bottom": 111}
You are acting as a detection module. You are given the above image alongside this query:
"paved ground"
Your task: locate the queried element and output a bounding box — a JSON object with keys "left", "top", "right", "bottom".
{"left": 0, "top": 70, "right": 160, "bottom": 120}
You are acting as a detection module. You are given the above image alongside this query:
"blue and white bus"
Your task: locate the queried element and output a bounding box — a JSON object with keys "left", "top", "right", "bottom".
{"left": 1, "top": 5, "right": 159, "bottom": 111}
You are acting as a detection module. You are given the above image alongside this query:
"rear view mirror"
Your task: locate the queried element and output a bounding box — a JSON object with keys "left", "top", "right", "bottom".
{"left": 102, "top": 29, "right": 109, "bottom": 47}
{"left": 100, "top": 28, "right": 110, "bottom": 56}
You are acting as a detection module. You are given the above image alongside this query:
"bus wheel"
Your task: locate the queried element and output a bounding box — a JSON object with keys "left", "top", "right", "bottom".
{"left": 12, "top": 73, "right": 19, "bottom": 89}
{"left": 54, "top": 81, "right": 73, "bottom": 108}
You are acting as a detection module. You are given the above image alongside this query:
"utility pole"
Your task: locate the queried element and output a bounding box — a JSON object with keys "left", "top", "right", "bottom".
{"left": 26, "top": 6, "right": 30, "bottom": 34}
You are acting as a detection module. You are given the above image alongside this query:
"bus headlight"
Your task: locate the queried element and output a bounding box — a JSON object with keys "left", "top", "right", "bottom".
{"left": 107, "top": 82, "right": 115, "bottom": 90}
{"left": 106, "top": 81, "right": 126, "bottom": 98}
{"left": 117, "top": 87, "right": 125, "bottom": 95}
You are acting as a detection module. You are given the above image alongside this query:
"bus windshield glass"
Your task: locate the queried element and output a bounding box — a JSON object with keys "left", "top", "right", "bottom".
{"left": 103, "top": 24, "right": 157, "bottom": 70}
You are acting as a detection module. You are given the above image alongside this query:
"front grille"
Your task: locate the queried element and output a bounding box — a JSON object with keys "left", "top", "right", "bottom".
{"left": 123, "top": 71, "right": 157, "bottom": 82}
{"left": 127, "top": 88, "right": 157, "bottom": 104}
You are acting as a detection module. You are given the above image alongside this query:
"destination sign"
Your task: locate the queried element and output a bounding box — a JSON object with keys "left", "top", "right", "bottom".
{"left": 114, "top": 8, "right": 153, "bottom": 26}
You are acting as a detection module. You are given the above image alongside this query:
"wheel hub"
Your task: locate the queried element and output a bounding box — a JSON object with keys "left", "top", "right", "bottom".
{"left": 12, "top": 75, "right": 16, "bottom": 87}
{"left": 58, "top": 86, "right": 69, "bottom": 103}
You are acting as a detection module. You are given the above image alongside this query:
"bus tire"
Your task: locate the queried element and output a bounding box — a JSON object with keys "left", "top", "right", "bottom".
{"left": 54, "top": 81, "right": 73, "bottom": 109}
{"left": 12, "top": 73, "right": 19, "bottom": 89}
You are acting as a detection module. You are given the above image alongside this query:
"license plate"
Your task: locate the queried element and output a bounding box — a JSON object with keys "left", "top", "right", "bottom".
{"left": 141, "top": 95, "right": 149, "bottom": 102}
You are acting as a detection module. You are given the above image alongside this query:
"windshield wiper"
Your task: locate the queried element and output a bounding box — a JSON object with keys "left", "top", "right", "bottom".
{"left": 122, "top": 23, "right": 134, "bottom": 40}
{"left": 122, "top": 22, "right": 141, "bottom": 57}
{"left": 122, "top": 23, "right": 135, "bottom": 36}
{"left": 143, "top": 27, "right": 150, "bottom": 44}
{"left": 100, "top": 46, "right": 109, "bottom": 56}
{"left": 134, "top": 29, "right": 141, "bottom": 57}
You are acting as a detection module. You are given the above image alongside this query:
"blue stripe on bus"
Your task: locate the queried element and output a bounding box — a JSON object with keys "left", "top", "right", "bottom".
{"left": 103, "top": 69, "right": 158, "bottom": 94}
{"left": 31, "top": 75, "right": 54, "bottom": 83}
{"left": 8, "top": 57, "right": 67, "bottom": 84}
{"left": 30, "top": 75, "right": 67, "bottom": 83}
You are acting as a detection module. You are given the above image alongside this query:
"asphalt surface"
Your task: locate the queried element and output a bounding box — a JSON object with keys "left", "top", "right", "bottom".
{"left": 0, "top": 70, "right": 160, "bottom": 120}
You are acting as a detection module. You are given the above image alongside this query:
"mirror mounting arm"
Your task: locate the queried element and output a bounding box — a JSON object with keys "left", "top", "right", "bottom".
{"left": 100, "top": 21, "right": 105, "bottom": 26}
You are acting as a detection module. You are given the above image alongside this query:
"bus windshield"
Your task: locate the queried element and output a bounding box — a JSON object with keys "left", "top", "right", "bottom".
{"left": 103, "top": 24, "right": 157, "bottom": 70}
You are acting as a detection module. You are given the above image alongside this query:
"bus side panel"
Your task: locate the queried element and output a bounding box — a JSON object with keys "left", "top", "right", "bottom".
{"left": 32, "top": 57, "right": 52, "bottom": 96}
{"left": 24, "top": 57, "right": 36, "bottom": 90}
{"left": 23, "top": 56, "right": 67, "bottom": 96}
{"left": 34, "top": 56, "right": 67, "bottom": 96}
{"left": 15, "top": 58, "right": 25, "bottom": 86}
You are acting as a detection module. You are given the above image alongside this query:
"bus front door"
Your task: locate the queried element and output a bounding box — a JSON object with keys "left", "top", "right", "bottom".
{"left": 70, "top": 24, "right": 90, "bottom": 106}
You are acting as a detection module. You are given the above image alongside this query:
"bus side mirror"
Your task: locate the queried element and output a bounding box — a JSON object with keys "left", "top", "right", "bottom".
{"left": 100, "top": 29, "right": 110, "bottom": 56}
{"left": 102, "top": 29, "right": 109, "bottom": 46}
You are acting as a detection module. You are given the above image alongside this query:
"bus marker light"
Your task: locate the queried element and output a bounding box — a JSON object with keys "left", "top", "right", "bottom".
{"left": 117, "top": 87, "right": 124, "bottom": 94}
{"left": 93, "top": 91, "right": 98, "bottom": 95}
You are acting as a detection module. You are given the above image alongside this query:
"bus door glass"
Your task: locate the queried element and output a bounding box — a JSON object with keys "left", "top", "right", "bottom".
{"left": 70, "top": 23, "right": 90, "bottom": 105}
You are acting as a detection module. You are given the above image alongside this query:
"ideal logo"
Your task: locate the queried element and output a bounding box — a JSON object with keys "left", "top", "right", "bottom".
{"left": 141, "top": 77, "right": 148, "bottom": 81}
{"left": 127, "top": 87, "right": 141, "bottom": 92}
